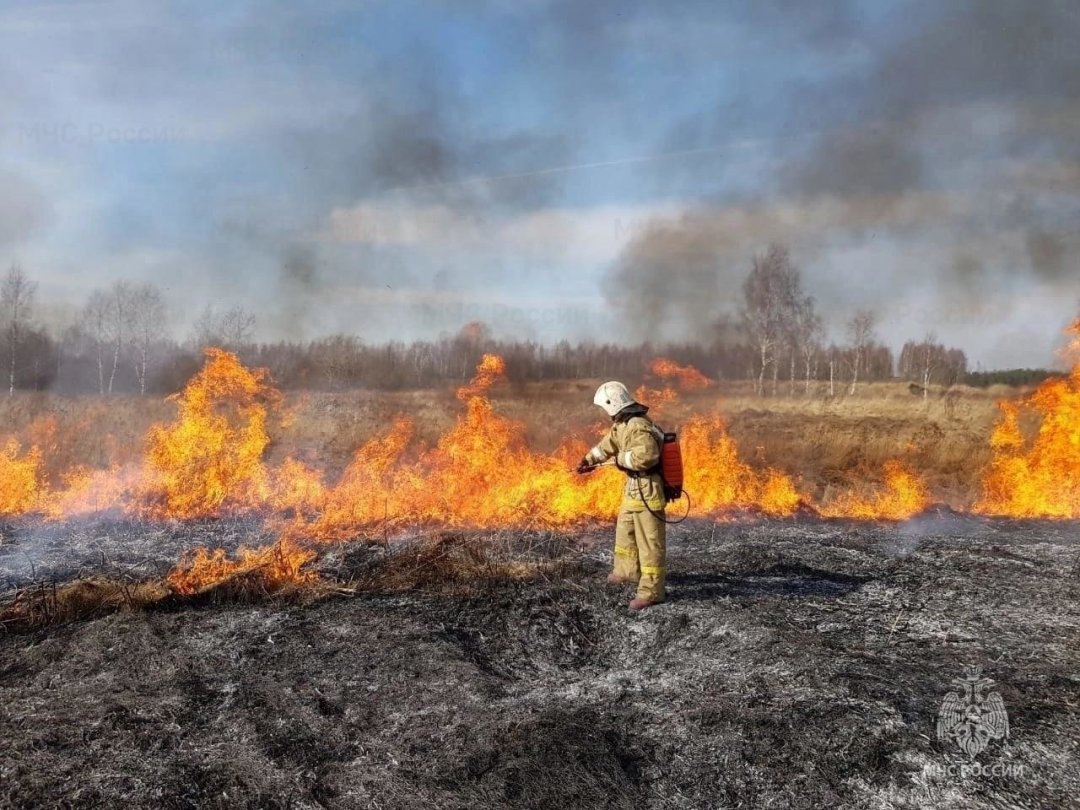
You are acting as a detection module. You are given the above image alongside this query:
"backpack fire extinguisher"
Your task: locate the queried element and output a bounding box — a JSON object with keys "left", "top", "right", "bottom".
{"left": 641, "top": 426, "right": 690, "bottom": 524}
{"left": 658, "top": 431, "right": 684, "bottom": 501}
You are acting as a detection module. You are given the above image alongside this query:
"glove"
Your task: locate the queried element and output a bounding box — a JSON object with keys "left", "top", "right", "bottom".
{"left": 576, "top": 458, "right": 595, "bottom": 474}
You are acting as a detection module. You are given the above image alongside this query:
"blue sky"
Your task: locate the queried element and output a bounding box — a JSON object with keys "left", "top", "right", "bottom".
{"left": 2, "top": 0, "right": 1078, "bottom": 367}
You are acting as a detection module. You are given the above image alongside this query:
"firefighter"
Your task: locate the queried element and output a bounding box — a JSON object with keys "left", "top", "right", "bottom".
{"left": 577, "top": 381, "right": 667, "bottom": 610}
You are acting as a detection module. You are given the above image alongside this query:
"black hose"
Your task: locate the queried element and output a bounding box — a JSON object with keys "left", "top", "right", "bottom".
{"left": 636, "top": 477, "right": 692, "bottom": 525}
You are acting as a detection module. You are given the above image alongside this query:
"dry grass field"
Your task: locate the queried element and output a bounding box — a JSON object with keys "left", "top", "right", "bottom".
{"left": 0, "top": 380, "right": 1019, "bottom": 513}
{"left": 2, "top": 376, "right": 1077, "bottom": 810}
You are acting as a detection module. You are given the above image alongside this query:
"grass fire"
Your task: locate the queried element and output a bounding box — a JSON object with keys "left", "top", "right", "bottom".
{"left": 2, "top": 324, "right": 1080, "bottom": 810}
{"left": 3, "top": 3, "right": 1080, "bottom": 807}
{"left": 1, "top": 328, "right": 1079, "bottom": 806}
{"left": 7, "top": 332, "right": 1080, "bottom": 535}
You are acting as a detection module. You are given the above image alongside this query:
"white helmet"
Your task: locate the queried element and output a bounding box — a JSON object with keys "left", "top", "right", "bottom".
{"left": 593, "top": 381, "right": 636, "bottom": 417}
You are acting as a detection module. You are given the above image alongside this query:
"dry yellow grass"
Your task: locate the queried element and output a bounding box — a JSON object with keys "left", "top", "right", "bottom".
{"left": 716, "top": 385, "right": 1002, "bottom": 509}
{"left": 0, "top": 394, "right": 172, "bottom": 485}
{"left": 0, "top": 578, "right": 170, "bottom": 631}
{"left": 278, "top": 380, "right": 1020, "bottom": 510}
{"left": 0, "top": 380, "right": 1026, "bottom": 511}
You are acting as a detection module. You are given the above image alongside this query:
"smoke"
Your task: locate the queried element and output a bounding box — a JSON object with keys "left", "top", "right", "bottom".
{"left": 232, "top": 20, "right": 580, "bottom": 339}
{"left": 786, "top": 1, "right": 1080, "bottom": 189}
{"left": 277, "top": 243, "right": 322, "bottom": 342}
{"left": 605, "top": 214, "right": 747, "bottom": 343}
{"left": 783, "top": 128, "right": 923, "bottom": 199}
{"left": 886, "top": 512, "right": 984, "bottom": 559}
{"left": 4, "top": 1, "right": 1079, "bottom": 361}
{"left": 270, "top": 60, "right": 573, "bottom": 217}
{"left": 1026, "top": 230, "right": 1069, "bottom": 283}
{"left": 792, "top": 0, "right": 1080, "bottom": 299}
{"left": 607, "top": 1, "right": 1080, "bottom": 348}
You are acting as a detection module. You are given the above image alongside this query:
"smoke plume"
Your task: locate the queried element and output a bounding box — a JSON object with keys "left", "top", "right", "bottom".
{"left": 606, "top": 1, "right": 1080, "bottom": 350}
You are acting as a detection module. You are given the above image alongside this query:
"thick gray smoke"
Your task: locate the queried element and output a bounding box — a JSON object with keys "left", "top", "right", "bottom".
{"left": 606, "top": 214, "right": 748, "bottom": 343}
{"left": 607, "top": 1, "right": 1080, "bottom": 345}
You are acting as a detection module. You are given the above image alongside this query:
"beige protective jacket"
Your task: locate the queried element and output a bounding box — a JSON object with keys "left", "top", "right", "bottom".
{"left": 585, "top": 415, "right": 667, "bottom": 512}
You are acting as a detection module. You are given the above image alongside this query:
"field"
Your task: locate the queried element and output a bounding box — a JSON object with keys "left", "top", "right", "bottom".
{"left": 0, "top": 379, "right": 1014, "bottom": 513}
{"left": 1, "top": 516, "right": 1078, "bottom": 808}
{"left": 1, "top": 375, "right": 1078, "bottom": 808}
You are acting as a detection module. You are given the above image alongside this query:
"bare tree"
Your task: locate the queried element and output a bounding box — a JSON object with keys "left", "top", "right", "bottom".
{"left": 899, "top": 334, "right": 968, "bottom": 395}
{"left": 0, "top": 264, "right": 37, "bottom": 396}
{"left": 79, "top": 290, "right": 111, "bottom": 395}
{"left": 918, "top": 331, "right": 938, "bottom": 398}
{"left": 828, "top": 345, "right": 836, "bottom": 397}
{"left": 105, "top": 281, "right": 133, "bottom": 394}
{"left": 192, "top": 305, "right": 216, "bottom": 348}
{"left": 846, "top": 310, "right": 877, "bottom": 396}
{"left": 220, "top": 306, "right": 256, "bottom": 347}
{"left": 792, "top": 293, "right": 823, "bottom": 396}
{"left": 193, "top": 305, "right": 257, "bottom": 349}
{"left": 129, "top": 283, "right": 166, "bottom": 396}
{"left": 741, "top": 244, "right": 800, "bottom": 396}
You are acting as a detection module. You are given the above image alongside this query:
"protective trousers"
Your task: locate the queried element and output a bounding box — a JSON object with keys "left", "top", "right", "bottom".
{"left": 612, "top": 507, "right": 667, "bottom": 602}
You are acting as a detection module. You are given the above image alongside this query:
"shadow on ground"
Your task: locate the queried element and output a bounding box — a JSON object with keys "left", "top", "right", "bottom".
{"left": 668, "top": 563, "right": 872, "bottom": 602}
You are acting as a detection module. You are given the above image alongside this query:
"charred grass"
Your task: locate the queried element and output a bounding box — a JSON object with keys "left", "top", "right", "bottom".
{"left": 0, "top": 527, "right": 589, "bottom": 634}
{"left": 0, "top": 517, "right": 1077, "bottom": 808}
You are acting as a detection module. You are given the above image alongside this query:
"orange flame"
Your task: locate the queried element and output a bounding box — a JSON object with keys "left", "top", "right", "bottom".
{"left": 166, "top": 537, "right": 317, "bottom": 595}
{"left": 41, "top": 464, "right": 130, "bottom": 519}
{"left": 634, "top": 357, "right": 711, "bottom": 409}
{"left": 144, "top": 348, "right": 280, "bottom": 519}
{"left": 268, "top": 458, "right": 326, "bottom": 516}
{"left": 820, "top": 460, "right": 929, "bottom": 521}
{"left": 5, "top": 349, "right": 951, "bottom": 536}
{"left": 680, "top": 415, "right": 801, "bottom": 516}
{"left": 647, "top": 358, "right": 712, "bottom": 390}
{"left": 296, "top": 354, "right": 620, "bottom": 537}
{"left": 0, "top": 347, "right": 963, "bottom": 595}
{"left": 303, "top": 416, "right": 417, "bottom": 540}
{"left": 0, "top": 440, "right": 42, "bottom": 515}
{"left": 27, "top": 341, "right": 1080, "bottom": 602}
{"left": 976, "top": 320, "right": 1080, "bottom": 518}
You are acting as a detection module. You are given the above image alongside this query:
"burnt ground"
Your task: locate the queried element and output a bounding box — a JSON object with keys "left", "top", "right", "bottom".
{"left": 0, "top": 516, "right": 1078, "bottom": 809}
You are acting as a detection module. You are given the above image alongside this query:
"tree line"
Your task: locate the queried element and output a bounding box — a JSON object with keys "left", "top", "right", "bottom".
{"left": 0, "top": 248, "right": 987, "bottom": 396}
{"left": 734, "top": 245, "right": 970, "bottom": 395}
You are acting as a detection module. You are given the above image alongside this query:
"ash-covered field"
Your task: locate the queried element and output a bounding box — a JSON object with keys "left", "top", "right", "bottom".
{"left": 1, "top": 516, "right": 1078, "bottom": 809}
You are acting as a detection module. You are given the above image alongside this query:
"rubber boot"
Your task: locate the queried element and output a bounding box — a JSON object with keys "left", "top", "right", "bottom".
{"left": 629, "top": 596, "right": 662, "bottom": 611}
{"left": 607, "top": 572, "right": 635, "bottom": 586}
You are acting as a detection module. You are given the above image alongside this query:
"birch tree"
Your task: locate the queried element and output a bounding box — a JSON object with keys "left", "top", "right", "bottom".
{"left": 106, "top": 281, "right": 132, "bottom": 394}
{"left": 193, "top": 304, "right": 256, "bottom": 349}
{"left": 741, "top": 244, "right": 800, "bottom": 396}
{"left": 846, "top": 310, "right": 877, "bottom": 396}
{"left": 80, "top": 290, "right": 111, "bottom": 395}
{"left": 129, "top": 283, "right": 166, "bottom": 396}
{"left": 793, "top": 294, "right": 824, "bottom": 395}
{"left": 0, "top": 264, "right": 36, "bottom": 396}
{"left": 918, "top": 331, "right": 938, "bottom": 398}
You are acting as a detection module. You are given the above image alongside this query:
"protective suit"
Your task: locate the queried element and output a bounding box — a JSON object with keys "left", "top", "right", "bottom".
{"left": 582, "top": 382, "right": 667, "bottom": 608}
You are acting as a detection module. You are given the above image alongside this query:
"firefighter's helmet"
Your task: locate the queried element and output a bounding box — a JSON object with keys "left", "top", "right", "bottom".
{"left": 593, "top": 381, "right": 636, "bottom": 417}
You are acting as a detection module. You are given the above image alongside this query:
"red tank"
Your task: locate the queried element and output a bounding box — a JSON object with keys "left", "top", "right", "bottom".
{"left": 660, "top": 432, "right": 683, "bottom": 499}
